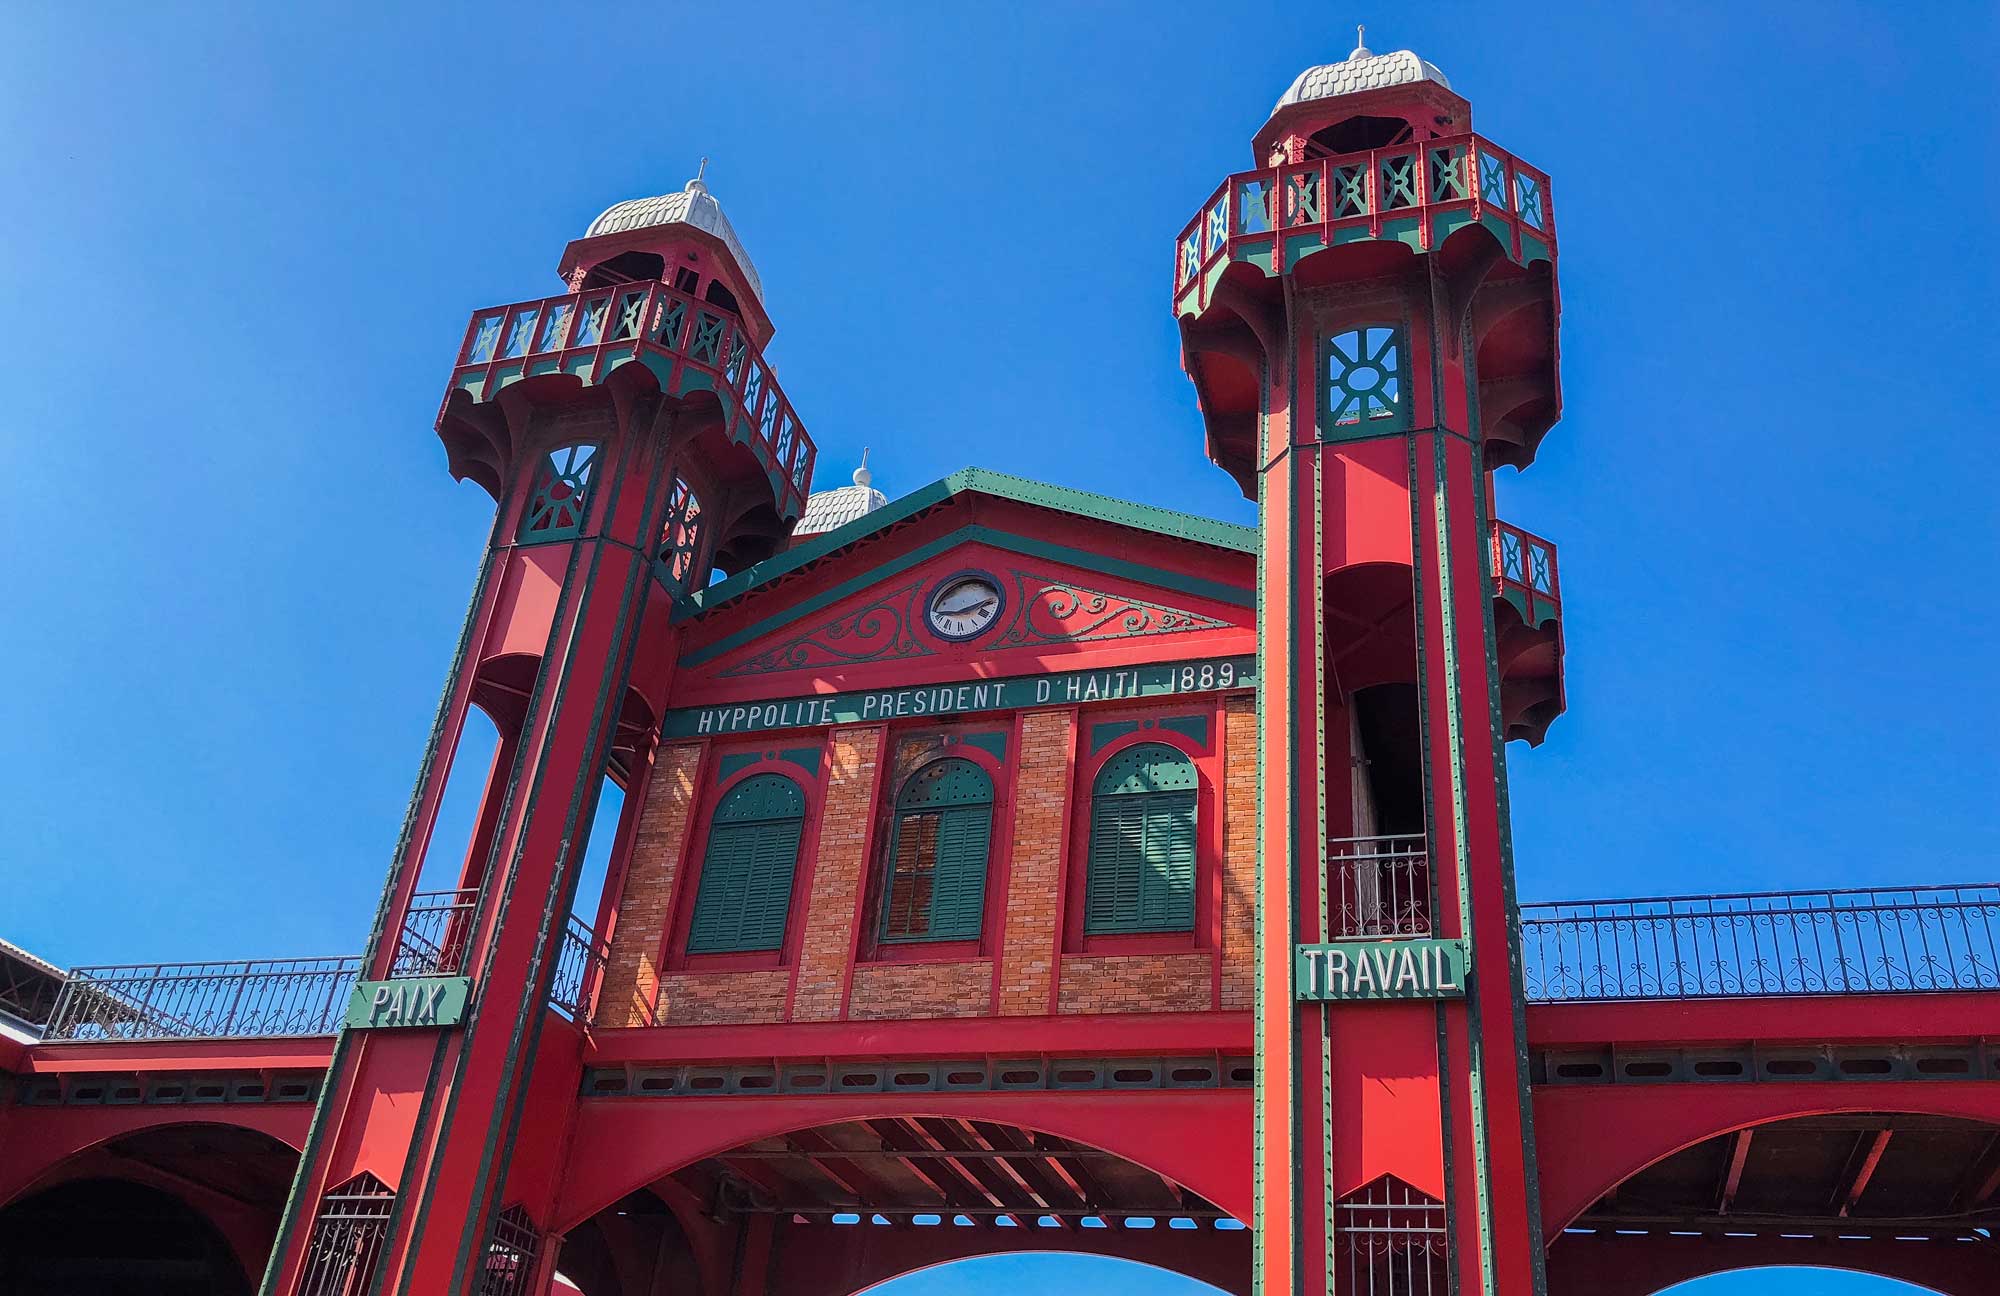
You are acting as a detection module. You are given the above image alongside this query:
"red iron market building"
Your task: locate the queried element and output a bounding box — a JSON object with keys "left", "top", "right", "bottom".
{"left": 3, "top": 36, "right": 1998, "bottom": 1296}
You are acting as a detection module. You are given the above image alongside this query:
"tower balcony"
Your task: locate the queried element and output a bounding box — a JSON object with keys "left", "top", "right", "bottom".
{"left": 1173, "top": 133, "right": 1554, "bottom": 316}
{"left": 1490, "top": 518, "right": 1564, "bottom": 744}
{"left": 443, "top": 281, "right": 815, "bottom": 519}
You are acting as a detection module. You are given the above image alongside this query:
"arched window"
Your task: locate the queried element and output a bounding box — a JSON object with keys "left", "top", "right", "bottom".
{"left": 687, "top": 774, "right": 804, "bottom": 954}
{"left": 519, "top": 443, "right": 598, "bottom": 542}
{"left": 660, "top": 477, "right": 705, "bottom": 585}
{"left": 880, "top": 758, "right": 994, "bottom": 943}
{"left": 1085, "top": 743, "right": 1198, "bottom": 935}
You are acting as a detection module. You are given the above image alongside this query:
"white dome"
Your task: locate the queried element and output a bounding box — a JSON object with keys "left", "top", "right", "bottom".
{"left": 794, "top": 454, "right": 887, "bottom": 537}
{"left": 586, "top": 173, "right": 764, "bottom": 305}
{"left": 1274, "top": 46, "right": 1450, "bottom": 114}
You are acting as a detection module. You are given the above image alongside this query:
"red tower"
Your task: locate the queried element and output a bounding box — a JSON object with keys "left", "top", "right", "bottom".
{"left": 1175, "top": 33, "right": 1561, "bottom": 1296}
{"left": 258, "top": 170, "right": 816, "bottom": 1295}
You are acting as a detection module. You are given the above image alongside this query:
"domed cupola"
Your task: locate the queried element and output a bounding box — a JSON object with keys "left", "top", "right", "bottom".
{"left": 793, "top": 449, "right": 889, "bottom": 539}
{"left": 557, "top": 161, "right": 775, "bottom": 346}
{"left": 1254, "top": 27, "right": 1471, "bottom": 165}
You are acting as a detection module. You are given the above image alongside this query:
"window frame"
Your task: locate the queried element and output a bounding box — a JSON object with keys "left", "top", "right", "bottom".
{"left": 876, "top": 756, "right": 997, "bottom": 948}
{"left": 859, "top": 729, "right": 1011, "bottom": 967}
{"left": 667, "top": 753, "right": 825, "bottom": 972}
{"left": 1063, "top": 716, "right": 1223, "bottom": 956}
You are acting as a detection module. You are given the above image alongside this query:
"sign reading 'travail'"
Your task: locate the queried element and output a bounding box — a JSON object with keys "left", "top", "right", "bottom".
{"left": 1294, "top": 939, "right": 1468, "bottom": 1002}
{"left": 663, "top": 655, "right": 1255, "bottom": 739}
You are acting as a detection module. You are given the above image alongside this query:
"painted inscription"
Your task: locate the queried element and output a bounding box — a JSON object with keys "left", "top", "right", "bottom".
{"left": 664, "top": 655, "right": 1254, "bottom": 738}
{"left": 344, "top": 976, "right": 471, "bottom": 1030}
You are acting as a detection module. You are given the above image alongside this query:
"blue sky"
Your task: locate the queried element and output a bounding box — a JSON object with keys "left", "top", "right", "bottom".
{"left": 2, "top": 4, "right": 1993, "bottom": 1293}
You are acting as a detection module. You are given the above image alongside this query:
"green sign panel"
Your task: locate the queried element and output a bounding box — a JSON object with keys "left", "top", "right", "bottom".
{"left": 1295, "top": 939, "right": 1468, "bottom": 1002}
{"left": 663, "top": 655, "right": 1256, "bottom": 739}
{"left": 344, "top": 976, "right": 471, "bottom": 1030}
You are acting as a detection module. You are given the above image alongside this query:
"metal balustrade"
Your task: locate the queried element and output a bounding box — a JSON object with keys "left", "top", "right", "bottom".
{"left": 42, "top": 911, "right": 610, "bottom": 1041}
{"left": 1489, "top": 519, "right": 1558, "bottom": 605}
{"left": 1520, "top": 885, "right": 2000, "bottom": 1001}
{"left": 549, "top": 914, "right": 608, "bottom": 1021}
{"left": 43, "top": 957, "right": 362, "bottom": 1042}
{"left": 1175, "top": 133, "right": 1554, "bottom": 306}
{"left": 1329, "top": 835, "right": 1432, "bottom": 938}
{"left": 449, "top": 279, "right": 815, "bottom": 517}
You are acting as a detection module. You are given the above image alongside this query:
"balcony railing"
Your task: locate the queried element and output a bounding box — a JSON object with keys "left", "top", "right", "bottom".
{"left": 449, "top": 281, "right": 815, "bottom": 517}
{"left": 43, "top": 957, "right": 362, "bottom": 1042}
{"left": 1490, "top": 519, "right": 1559, "bottom": 628}
{"left": 1329, "top": 835, "right": 1432, "bottom": 938}
{"left": 1175, "top": 133, "right": 1554, "bottom": 309}
{"left": 549, "top": 914, "right": 609, "bottom": 1021}
{"left": 1520, "top": 885, "right": 2000, "bottom": 1001}
{"left": 40, "top": 914, "right": 610, "bottom": 1042}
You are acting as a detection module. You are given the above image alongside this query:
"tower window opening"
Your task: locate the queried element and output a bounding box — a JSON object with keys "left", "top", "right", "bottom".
{"left": 1338, "top": 685, "right": 1429, "bottom": 937}
{"left": 1324, "top": 327, "right": 1405, "bottom": 433}
{"left": 704, "top": 279, "right": 740, "bottom": 315}
{"left": 519, "top": 443, "right": 599, "bottom": 542}
{"left": 582, "top": 250, "right": 665, "bottom": 289}
{"left": 659, "top": 477, "right": 706, "bottom": 586}
{"left": 673, "top": 266, "right": 700, "bottom": 294}
{"left": 880, "top": 758, "right": 994, "bottom": 943}
{"left": 1307, "top": 114, "right": 1415, "bottom": 159}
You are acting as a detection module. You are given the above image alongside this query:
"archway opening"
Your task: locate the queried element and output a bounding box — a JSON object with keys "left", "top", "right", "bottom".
{"left": 1548, "top": 1112, "right": 2000, "bottom": 1296}
{"left": 861, "top": 1252, "right": 1235, "bottom": 1295}
{"left": 557, "top": 1116, "right": 1250, "bottom": 1296}
{"left": 0, "top": 1123, "right": 299, "bottom": 1295}
{"left": 1659, "top": 1272, "right": 1941, "bottom": 1295}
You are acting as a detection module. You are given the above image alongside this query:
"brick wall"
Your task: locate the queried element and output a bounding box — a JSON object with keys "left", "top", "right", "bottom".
{"left": 657, "top": 970, "right": 790, "bottom": 1025}
{"left": 790, "top": 726, "right": 883, "bottom": 1021}
{"left": 1220, "top": 695, "right": 1257, "bottom": 1011}
{"left": 597, "top": 743, "right": 703, "bottom": 1028}
{"left": 848, "top": 962, "right": 994, "bottom": 1019}
{"left": 1056, "top": 952, "right": 1213, "bottom": 1014}
{"left": 997, "top": 709, "right": 1072, "bottom": 1015}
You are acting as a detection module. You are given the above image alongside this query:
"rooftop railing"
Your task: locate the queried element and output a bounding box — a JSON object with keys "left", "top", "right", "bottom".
{"left": 40, "top": 913, "right": 608, "bottom": 1042}
{"left": 1175, "top": 133, "right": 1554, "bottom": 309}
{"left": 1520, "top": 885, "right": 2000, "bottom": 1002}
{"left": 449, "top": 280, "right": 815, "bottom": 518}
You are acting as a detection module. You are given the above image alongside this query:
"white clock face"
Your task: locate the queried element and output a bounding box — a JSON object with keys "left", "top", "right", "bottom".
{"left": 928, "top": 574, "right": 1002, "bottom": 641}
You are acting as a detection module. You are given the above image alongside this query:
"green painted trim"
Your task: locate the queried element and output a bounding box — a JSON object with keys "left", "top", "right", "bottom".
{"left": 683, "top": 524, "right": 1252, "bottom": 667}
{"left": 1090, "top": 720, "right": 1142, "bottom": 754}
{"left": 1157, "top": 714, "right": 1210, "bottom": 747}
{"left": 717, "top": 752, "right": 762, "bottom": 781}
{"left": 693, "top": 467, "right": 1257, "bottom": 613}
{"left": 778, "top": 745, "right": 822, "bottom": 776}
{"left": 956, "top": 731, "right": 1007, "bottom": 764}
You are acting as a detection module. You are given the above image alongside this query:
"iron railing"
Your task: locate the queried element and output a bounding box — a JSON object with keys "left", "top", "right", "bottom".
{"left": 1520, "top": 885, "right": 2000, "bottom": 1001}
{"left": 449, "top": 279, "right": 815, "bottom": 517}
{"left": 43, "top": 956, "right": 362, "bottom": 1041}
{"left": 1329, "top": 835, "right": 1432, "bottom": 938}
{"left": 549, "top": 914, "right": 609, "bottom": 1021}
{"left": 1490, "top": 519, "right": 1559, "bottom": 607}
{"left": 391, "top": 887, "right": 479, "bottom": 978}
{"left": 1336, "top": 1177, "right": 1448, "bottom": 1296}
{"left": 1175, "top": 132, "right": 1554, "bottom": 309}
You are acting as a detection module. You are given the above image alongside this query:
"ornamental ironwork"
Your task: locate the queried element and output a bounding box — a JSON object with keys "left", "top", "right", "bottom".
{"left": 718, "top": 578, "right": 935, "bottom": 676}
{"left": 43, "top": 956, "right": 361, "bottom": 1041}
{"left": 1324, "top": 326, "right": 1406, "bottom": 433}
{"left": 990, "top": 571, "right": 1231, "bottom": 649}
{"left": 549, "top": 914, "right": 607, "bottom": 1021}
{"left": 659, "top": 477, "right": 705, "bottom": 586}
{"left": 392, "top": 887, "right": 479, "bottom": 977}
{"left": 1329, "top": 835, "right": 1432, "bottom": 938}
{"left": 1519, "top": 884, "right": 2000, "bottom": 1001}
{"left": 477, "top": 1205, "right": 541, "bottom": 1296}
{"left": 519, "top": 444, "right": 598, "bottom": 542}
{"left": 298, "top": 1173, "right": 394, "bottom": 1296}
{"left": 1336, "top": 1175, "right": 1448, "bottom": 1296}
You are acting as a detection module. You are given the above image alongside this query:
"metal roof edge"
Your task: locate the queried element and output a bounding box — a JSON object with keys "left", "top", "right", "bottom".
{"left": 688, "top": 468, "right": 1255, "bottom": 616}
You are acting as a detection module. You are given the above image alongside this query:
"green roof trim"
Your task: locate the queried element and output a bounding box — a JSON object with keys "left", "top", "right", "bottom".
{"left": 689, "top": 468, "right": 1256, "bottom": 618}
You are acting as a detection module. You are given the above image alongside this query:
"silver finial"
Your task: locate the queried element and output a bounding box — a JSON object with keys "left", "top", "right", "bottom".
{"left": 853, "top": 447, "right": 873, "bottom": 490}
{"left": 686, "top": 157, "right": 710, "bottom": 194}
{"left": 1349, "top": 24, "right": 1371, "bottom": 60}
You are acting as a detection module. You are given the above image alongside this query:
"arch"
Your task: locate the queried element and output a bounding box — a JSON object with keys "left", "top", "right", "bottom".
{"left": 554, "top": 1109, "right": 1252, "bottom": 1296}
{"left": 0, "top": 1119, "right": 303, "bottom": 1292}
{"left": 685, "top": 772, "right": 808, "bottom": 954}
{"left": 846, "top": 1244, "right": 1246, "bottom": 1296}
{"left": 1541, "top": 1106, "right": 2000, "bottom": 1296}
{"left": 1085, "top": 742, "right": 1199, "bottom": 936}
{"left": 879, "top": 757, "right": 996, "bottom": 944}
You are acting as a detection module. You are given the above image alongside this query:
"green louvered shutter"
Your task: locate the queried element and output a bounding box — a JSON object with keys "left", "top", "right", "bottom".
{"left": 881, "top": 758, "right": 993, "bottom": 942}
{"left": 1085, "top": 744, "right": 1197, "bottom": 934}
{"left": 688, "top": 774, "right": 805, "bottom": 953}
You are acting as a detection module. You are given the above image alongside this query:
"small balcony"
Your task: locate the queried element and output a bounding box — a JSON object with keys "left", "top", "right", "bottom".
{"left": 1329, "top": 834, "right": 1432, "bottom": 938}
{"left": 1489, "top": 518, "right": 1563, "bottom": 745}
{"left": 1174, "top": 133, "right": 1555, "bottom": 315}
{"left": 446, "top": 281, "right": 816, "bottom": 519}
{"left": 1489, "top": 518, "right": 1559, "bottom": 627}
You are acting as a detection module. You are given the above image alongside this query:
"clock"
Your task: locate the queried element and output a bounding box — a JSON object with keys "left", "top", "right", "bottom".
{"left": 927, "top": 573, "right": 1003, "bottom": 641}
